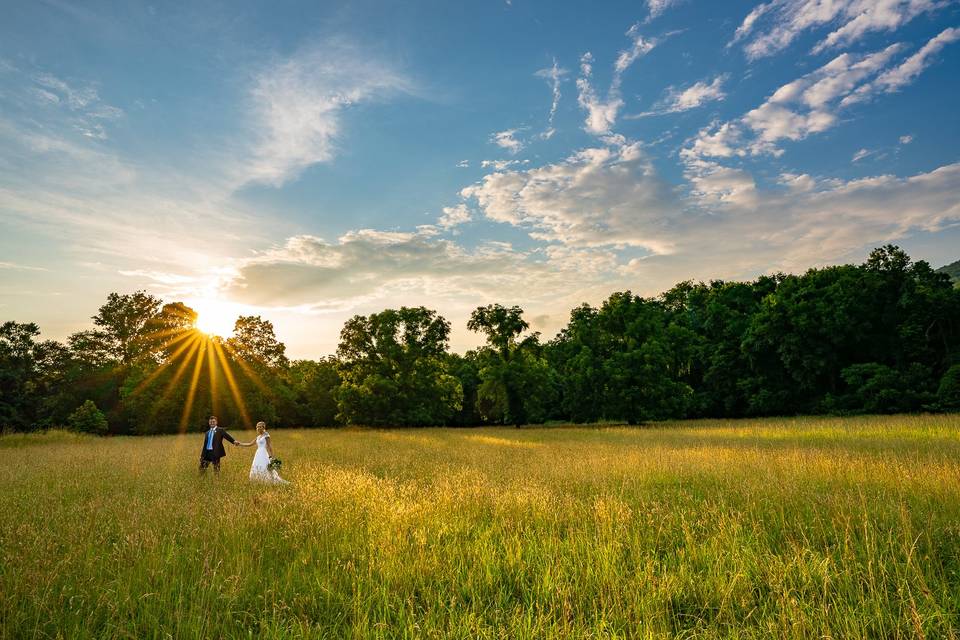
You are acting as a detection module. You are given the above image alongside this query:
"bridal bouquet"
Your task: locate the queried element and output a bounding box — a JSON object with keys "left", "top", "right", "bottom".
{"left": 268, "top": 458, "right": 282, "bottom": 471}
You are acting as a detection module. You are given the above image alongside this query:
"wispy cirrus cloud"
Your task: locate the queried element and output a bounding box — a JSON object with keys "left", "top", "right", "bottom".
{"left": 577, "top": 24, "right": 659, "bottom": 135}
{"left": 629, "top": 74, "right": 727, "bottom": 118}
{"left": 244, "top": 41, "right": 413, "bottom": 187}
{"left": 646, "top": 0, "right": 685, "bottom": 21}
{"left": 682, "top": 42, "right": 930, "bottom": 164}
{"left": 28, "top": 72, "right": 124, "bottom": 140}
{"left": 731, "top": 0, "right": 949, "bottom": 60}
{"left": 841, "top": 27, "right": 960, "bottom": 107}
{"left": 534, "top": 59, "right": 568, "bottom": 139}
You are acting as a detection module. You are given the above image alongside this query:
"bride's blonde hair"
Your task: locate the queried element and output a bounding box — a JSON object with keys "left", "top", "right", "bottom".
{"left": 256, "top": 421, "right": 267, "bottom": 433}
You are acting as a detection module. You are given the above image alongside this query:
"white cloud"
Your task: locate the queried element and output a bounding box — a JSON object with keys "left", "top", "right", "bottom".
{"left": 841, "top": 27, "right": 960, "bottom": 107}
{"left": 615, "top": 24, "right": 657, "bottom": 76}
{"left": 576, "top": 53, "right": 624, "bottom": 135}
{"left": 456, "top": 159, "right": 470, "bottom": 168}
{"left": 730, "top": 2, "right": 774, "bottom": 46}
{"left": 685, "top": 160, "right": 758, "bottom": 207}
{"left": 899, "top": 134, "right": 914, "bottom": 144}
{"left": 34, "top": 73, "right": 99, "bottom": 110}
{"left": 646, "top": 0, "right": 685, "bottom": 20}
{"left": 0, "top": 261, "right": 49, "bottom": 272}
{"left": 668, "top": 75, "right": 728, "bottom": 111}
{"left": 480, "top": 159, "right": 528, "bottom": 170}
{"left": 535, "top": 59, "right": 568, "bottom": 139}
{"left": 852, "top": 148, "right": 872, "bottom": 162}
{"left": 29, "top": 72, "right": 124, "bottom": 140}
{"left": 577, "top": 25, "right": 660, "bottom": 135}
{"left": 462, "top": 140, "right": 683, "bottom": 253}
{"left": 732, "top": 0, "right": 947, "bottom": 60}
{"left": 490, "top": 128, "right": 525, "bottom": 154}
{"left": 778, "top": 172, "right": 818, "bottom": 192}
{"left": 683, "top": 43, "right": 919, "bottom": 163}
{"left": 245, "top": 42, "right": 412, "bottom": 187}
{"left": 224, "top": 230, "right": 591, "bottom": 309}
{"left": 632, "top": 74, "right": 728, "bottom": 117}
{"left": 438, "top": 204, "right": 472, "bottom": 229}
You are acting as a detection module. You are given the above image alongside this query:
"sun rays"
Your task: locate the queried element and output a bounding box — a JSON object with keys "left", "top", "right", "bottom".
{"left": 122, "top": 320, "right": 273, "bottom": 433}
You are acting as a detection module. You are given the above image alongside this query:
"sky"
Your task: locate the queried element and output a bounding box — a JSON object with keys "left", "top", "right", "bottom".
{"left": 1, "top": 0, "right": 959, "bottom": 358}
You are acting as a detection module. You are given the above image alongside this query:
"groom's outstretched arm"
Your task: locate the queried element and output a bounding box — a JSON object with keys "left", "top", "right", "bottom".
{"left": 222, "top": 431, "right": 237, "bottom": 445}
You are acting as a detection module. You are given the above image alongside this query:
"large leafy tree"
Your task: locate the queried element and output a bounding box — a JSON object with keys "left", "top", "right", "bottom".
{"left": 92, "top": 291, "right": 163, "bottom": 365}
{"left": 468, "top": 304, "right": 555, "bottom": 425}
{"left": 0, "top": 322, "right": 43, "bottom": 430}
{"left": 286, "top": 358, "right": 341, "bottom": 427}
{"left": 228, "top": 316, "right": 289, "bottom": 370}
{"left": 336, "top": 307, "right": 462, "bottom": 426}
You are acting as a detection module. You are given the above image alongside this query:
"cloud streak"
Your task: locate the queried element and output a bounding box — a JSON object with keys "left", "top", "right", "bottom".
{"left": 577, "top": 24, "right": 659, "bottom": 135}
{"left": 245, "top": 42, "right": 413, "bottom": 187}
{"left": 629, "top": 74, "right": 727, "bottom": 118}
{"left": 731, "top": 0, "right": 948, "bottom": 60}
{"left": 535, "top": 59, "right": 568, "bottom": 139}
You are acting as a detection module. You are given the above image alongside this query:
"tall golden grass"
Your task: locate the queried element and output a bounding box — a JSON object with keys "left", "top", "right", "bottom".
{"left": 1, "top": 414, "right": 958, "bottom": 638}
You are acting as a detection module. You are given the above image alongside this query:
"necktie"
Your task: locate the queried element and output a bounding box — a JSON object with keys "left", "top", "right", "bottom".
{"left": 206, "top": 428, "right": 215, "bottom": 450}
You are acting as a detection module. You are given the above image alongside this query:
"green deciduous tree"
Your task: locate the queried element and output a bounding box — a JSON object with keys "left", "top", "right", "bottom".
{"left": 336, "top": 307, "right": 462, "bottom": 426}
{"left": 469, "top": 304, "right": 556, "bottom": 426}
{"left": 67, "top": 400, "right": 108, "bottom": 435}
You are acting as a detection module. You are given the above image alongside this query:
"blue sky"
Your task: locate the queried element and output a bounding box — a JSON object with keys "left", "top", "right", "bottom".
{"left": 2, "top": 0, "right": 959, "bottom": 357}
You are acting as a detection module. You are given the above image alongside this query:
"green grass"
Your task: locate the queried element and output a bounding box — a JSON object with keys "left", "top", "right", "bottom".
{"left": 2, "top": 414, "right": 959, "bottom": 639}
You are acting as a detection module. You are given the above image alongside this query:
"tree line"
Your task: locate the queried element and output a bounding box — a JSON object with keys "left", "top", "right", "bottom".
{"left": 2, "top": 245, "right": 959, "bottom": 434}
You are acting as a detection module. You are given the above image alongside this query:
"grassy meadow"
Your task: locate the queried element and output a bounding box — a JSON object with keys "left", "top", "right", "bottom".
{"left": 2, "top": 415, "right": 960, "bottom": 639}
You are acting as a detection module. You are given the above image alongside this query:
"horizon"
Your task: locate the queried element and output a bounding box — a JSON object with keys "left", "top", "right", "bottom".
{"left": 2, "top": 0, "right": 959, "bottom": 360}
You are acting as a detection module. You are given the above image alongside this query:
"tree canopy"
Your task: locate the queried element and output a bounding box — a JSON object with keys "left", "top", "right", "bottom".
{"left": 1, "top": 246, "right": 958, "bottom": 433}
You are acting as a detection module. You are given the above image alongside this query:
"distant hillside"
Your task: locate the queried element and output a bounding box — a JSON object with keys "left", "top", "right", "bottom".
{"left": 937, "top": 259, "right": 960, "bottom": 284}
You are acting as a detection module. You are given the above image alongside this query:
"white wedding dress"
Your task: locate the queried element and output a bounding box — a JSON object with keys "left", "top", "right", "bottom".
{"left": 249, "top": 433, "right": 288, "bottom": 484}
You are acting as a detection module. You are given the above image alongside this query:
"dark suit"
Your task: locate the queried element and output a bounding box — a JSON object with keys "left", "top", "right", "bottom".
{"left": 198, "top": 426, "right": 236, "bottom": 472}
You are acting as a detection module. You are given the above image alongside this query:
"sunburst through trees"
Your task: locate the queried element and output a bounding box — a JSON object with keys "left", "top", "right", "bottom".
{"left": 104, "top": 294, "right": 287, "bottom": 434}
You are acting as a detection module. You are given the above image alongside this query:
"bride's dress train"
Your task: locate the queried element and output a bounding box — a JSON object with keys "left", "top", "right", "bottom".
{"left": 250, "top": 433, "right": 288, "bottom": 484}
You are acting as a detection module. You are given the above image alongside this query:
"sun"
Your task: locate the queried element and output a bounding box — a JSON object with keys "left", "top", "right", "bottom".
{"left": 191, "top": 299, "right": 238, "bottom": 338}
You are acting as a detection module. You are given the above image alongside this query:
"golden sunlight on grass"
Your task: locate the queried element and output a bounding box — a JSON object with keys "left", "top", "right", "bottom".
{"left": 1, "top": 414, "right": 959, "bottom": 638}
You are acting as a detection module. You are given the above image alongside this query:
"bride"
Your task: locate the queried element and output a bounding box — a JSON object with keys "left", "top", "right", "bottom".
{"left": 239, "top": 421, "right": 289, "bottom": 484}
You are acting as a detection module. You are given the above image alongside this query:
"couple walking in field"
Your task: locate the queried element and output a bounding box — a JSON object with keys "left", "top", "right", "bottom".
{"left": 198, "top": 415, "right": 288, "bottom": 484}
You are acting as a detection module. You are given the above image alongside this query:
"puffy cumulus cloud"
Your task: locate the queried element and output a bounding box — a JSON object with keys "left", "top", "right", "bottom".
{"left": 743, "top": 44, "right": 902, "bottom": 146}
{"left": 217, "top": 228, "right": 631, "bottom": 351}
{"left": 842, "top": 27, "right": 960, "bottom": 107}
{"left": 732, "top": 163, "right": 960, "bottom": 270}
{"left": 245, "top": 41, "right": 412, "bottom": 187}
{"left": 461, "top": 140, "right": 687, "bottom": 253}
{"left": 731, "top": 0, "right": 947, "bottom": 60}
{"left": 225, "top": 230, "right": 533, "bottom": 308}
{"left": 438, "top": 203, "right": 472, "bottom": 228}
{"left": 684, "top": 160, "right": 758, "bottom": 208}
{"left": 613, "top": 162, "right": 960, "bottom": 283}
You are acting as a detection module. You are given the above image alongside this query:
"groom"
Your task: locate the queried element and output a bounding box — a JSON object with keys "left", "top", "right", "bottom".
{"left": 198, "top": 415, "right": 237, "bottom": 474}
